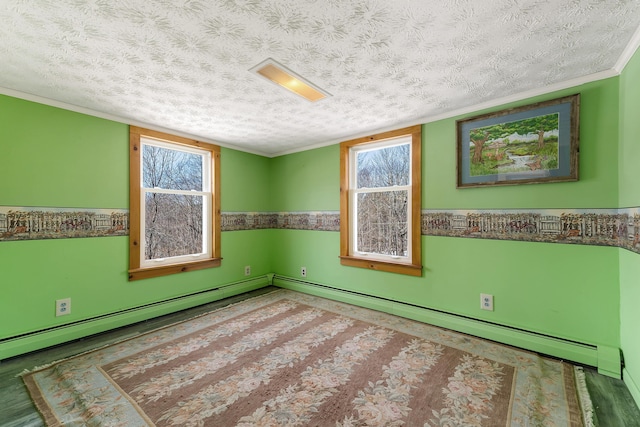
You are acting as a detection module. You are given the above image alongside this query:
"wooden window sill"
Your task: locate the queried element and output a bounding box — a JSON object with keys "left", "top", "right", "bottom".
{"left": 339, "top": 256, "right": 422, "bottom": 277}
{"left": 128, "top": 258, "right": 222, "bottom": 281}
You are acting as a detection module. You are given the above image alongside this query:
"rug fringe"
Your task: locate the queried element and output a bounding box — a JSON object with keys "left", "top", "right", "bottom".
{"left": 17, "top": 359, "right": 72, "bottom": 377}
{"left": 16, "top": 342, "right": 131, "bottom": 378}
{"left": 574, "top": 366, "right": 596, "bottom": 427}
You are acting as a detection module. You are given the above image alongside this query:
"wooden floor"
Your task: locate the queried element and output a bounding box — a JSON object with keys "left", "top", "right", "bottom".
{"left": 1, "top": 286, "right": 639, "bottom": 427}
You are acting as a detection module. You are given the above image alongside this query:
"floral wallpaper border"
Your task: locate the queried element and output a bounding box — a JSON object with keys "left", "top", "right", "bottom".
{"left": 0, "top": 206, "right": 129, "bottom": 242}
{"left": 224, "top": 208, "right": 640, "bottom": 254}
{"left": 0, "top": 208, "right": 340, "bottom": 242}
{"left": 3, "top": 206, "right": 640, "bottom": 255}
{"left": 422, "top": 208, "right": 640, "bottom": 254}
{"left": 221, "top": 212, "right": 340, "bottom": 232}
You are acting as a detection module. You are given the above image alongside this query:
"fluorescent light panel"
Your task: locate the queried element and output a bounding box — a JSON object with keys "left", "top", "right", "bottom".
{"left": 251, "top": 59, "right": 330, "bottom": 102}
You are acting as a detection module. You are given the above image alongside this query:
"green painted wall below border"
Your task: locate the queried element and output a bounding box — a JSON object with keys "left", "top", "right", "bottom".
{"left": 271, "top": 230, "right": 619, "bottom": 349}
{"left": 619, "top": 249, "right": 640, "bottom": 404}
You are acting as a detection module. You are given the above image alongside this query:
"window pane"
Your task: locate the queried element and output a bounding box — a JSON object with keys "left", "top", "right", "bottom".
{"left": 144, "top": 192, "right": 203, "bottom": 260}
{"left": 356, "top": 143, "right": 410, "bottom": 188}
{"left": 142, "top": 144, "right": 203, "bottom": 191}
{"left": 356, "top": 190, "right": 408, "bottom": 257}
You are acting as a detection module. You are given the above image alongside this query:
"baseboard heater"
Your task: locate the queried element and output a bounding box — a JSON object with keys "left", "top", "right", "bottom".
{"left": 0, "top": 276, "right": 269, "bottom": 361}
{"left": 272, "top": 275, "right": 621, "bottom": 378}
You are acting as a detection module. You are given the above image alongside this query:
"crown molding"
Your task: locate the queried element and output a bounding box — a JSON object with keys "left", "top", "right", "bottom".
{"left": 614, "top": 24, "right": 640, "bottom": 73}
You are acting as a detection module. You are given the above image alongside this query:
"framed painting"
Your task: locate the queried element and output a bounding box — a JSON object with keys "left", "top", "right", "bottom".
{"left": 456, "top": 94, "right": 579, "bottom": 188}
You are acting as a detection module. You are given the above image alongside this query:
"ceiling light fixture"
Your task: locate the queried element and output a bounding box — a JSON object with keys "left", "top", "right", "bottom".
{"left": 250, "top": 58, "right": 330, "bottom": 102}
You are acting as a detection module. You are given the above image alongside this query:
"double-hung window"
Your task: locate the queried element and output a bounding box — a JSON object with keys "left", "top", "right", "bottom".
{"left": 340, "top": 125, "right": 422, "bottom": 276}
{"left": 129, "top": 127, "right": 221, "bottom": 281}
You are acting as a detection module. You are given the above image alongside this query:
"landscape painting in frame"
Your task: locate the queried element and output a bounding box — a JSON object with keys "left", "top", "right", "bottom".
{"left": 457, "top": 94, "right": 579, "bottom": 188}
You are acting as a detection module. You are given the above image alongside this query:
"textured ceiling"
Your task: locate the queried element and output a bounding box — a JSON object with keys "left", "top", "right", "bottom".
{"left": 1, "top": 1, "right": 639, "bottom": 156}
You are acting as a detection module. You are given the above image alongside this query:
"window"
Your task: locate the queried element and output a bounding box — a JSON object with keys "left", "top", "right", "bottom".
{"left": 340, "top": 125, "right": 422, "bottom": 276}
{"left": 129, "top": 127, "right": 221, "bottom": 281}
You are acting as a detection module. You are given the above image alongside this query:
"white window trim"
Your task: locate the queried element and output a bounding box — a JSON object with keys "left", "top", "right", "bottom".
{"left": 348, "top": 137, "right": 413, "bottom": 264}
{"left": 139, "top": 138, "right": 212, "bottom": 268}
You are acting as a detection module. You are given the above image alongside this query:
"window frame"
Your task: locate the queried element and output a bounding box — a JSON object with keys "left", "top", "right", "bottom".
{"left": 340, "top": 125, "right": 422, "bottom": 276}
{"left": 129, "top": 126, "right": 221, "bottom": 281}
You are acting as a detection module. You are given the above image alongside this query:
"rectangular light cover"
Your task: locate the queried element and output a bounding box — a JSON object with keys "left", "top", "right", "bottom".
{"left": 252, "top": 59, "right": 329, "bottom": 102}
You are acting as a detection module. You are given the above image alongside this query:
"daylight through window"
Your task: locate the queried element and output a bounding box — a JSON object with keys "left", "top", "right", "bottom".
{"left": 141, "top": 140, "right": 210, "bottom": 265}
{"left": 353, "top": 140, "right": 411, "bottom": 260}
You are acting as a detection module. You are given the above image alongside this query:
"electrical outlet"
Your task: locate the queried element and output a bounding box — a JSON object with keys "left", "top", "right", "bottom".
{"left": 244, "top": 265, "right": 251, "bottom": 276}
{"left": 480, "top": 294, "right": 494, "bottom": 311}
{"left": 56, "top": 298, "right": 71, "bottom": 316}
{"left": 301, "top": 266, "right": 307, "bottom": 278}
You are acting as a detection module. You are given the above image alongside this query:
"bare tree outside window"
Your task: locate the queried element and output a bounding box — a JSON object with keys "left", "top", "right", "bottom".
{"left": 354, "top": 143, "right": 410, "bottom": 257}
{"left": 142, "top": 144, "right": 207, "bottom": 261}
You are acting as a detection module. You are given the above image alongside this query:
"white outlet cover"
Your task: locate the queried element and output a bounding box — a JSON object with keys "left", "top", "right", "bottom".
{"left": 56, "top": 298, "right": 71, "bottom": 316}
{"left": 480, "top": 294, "right": 494, "bottom": 311}
{"left": 244, "top": 265, "right": 251, "bottom": 276}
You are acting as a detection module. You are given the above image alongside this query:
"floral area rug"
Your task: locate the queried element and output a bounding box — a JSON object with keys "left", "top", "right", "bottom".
{"left": 22, "top": 289, "right": 591, "bottom": 426}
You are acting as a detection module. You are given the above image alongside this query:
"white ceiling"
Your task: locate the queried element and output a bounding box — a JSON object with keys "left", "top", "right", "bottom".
{"left": 1, "top": 0, "right": 639, "bottom": 157}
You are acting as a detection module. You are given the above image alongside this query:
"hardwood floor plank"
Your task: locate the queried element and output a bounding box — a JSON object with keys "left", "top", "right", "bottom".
{"left": 584, "top": 368, "right": 640, "bottom": 426}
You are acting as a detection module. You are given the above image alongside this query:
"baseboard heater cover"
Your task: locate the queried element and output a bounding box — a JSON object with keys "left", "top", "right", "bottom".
{"left": 0, "top": 276, "right": 270, "bottom": 361}
{"left": 272, "top": 275, "right": 618, "bottom": 377}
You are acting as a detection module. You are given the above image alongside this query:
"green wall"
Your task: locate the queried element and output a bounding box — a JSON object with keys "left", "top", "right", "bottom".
{"left": 0, "top": 95, "right": 273, "bottom": 355}
{"left": 221, "top": 147, "right": 271, "bottom": 211}
{"left": 619, "top": 45, "right": 640, "bottom": 405}
{"left": 269, "top": 145, "right": 339, "bottom": 212}
{"left": 270, "top": 78, "right": 621, "bottom": 354}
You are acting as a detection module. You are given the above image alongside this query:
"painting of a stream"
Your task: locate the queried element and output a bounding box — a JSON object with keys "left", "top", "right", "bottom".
{"left": 457, "top": 94, "right": 579, "bottom": 188}
{"left": 468, "top": 112, "right": 559, "bottom": 177}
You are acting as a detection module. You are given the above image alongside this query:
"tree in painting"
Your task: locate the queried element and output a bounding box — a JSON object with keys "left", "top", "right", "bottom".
{"left": 470, "top": 130, "right": 490, "bottom": 164}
